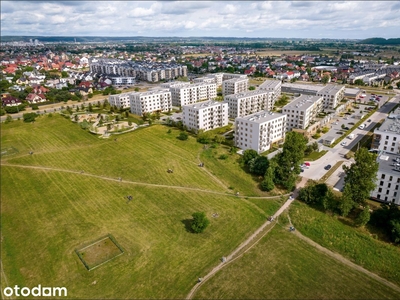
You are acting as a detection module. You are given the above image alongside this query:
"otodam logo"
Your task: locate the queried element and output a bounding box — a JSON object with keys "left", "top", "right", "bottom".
{"left": 3, "top": 285, "right": 67, "bottom": 297}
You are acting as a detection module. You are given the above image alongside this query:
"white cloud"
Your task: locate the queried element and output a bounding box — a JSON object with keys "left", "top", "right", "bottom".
{"left": 0, "top": 1, "right": 398, "bottom": 39}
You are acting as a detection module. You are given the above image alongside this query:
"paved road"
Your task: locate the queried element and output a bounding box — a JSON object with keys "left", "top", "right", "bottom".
{"left": 302, "top": 92, "right": 400, "bottom": 182}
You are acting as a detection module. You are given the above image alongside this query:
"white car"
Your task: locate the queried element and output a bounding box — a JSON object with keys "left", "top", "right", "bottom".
{"left": 341, "top": 141, "right": 347, "bottom": 146}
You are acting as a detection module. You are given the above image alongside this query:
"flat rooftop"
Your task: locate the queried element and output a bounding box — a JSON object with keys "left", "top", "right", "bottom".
{"left": 224, "top": 89, "right": 271, "bottom": 100}
{"left": 317, "top": 84, "right": 345, "bottom": 95}
{"left": 186, "top": 100, "right": 226, "bottom": 109}
{"left": 282, "top": 82, "right": 324, "bottom": 93}
{"left": 375, "top": 115, "right": 400, "bottom": 135}
{"left": 377, "top": 152, "right": 400, "bottom": 176}
{"left": 282, "top": 95, "right": 322, "bottom": 111}
{"left": 258, "top": 79, "right": 281, "bottom": 90}
{"left": 344, "top": 87, "right": 362, "bottom": 96}
{"left": 224, "top": 77, "right": 249, "bottom": 83}
{"left": 236, "top": 110, "right": 285, "bottom": 124}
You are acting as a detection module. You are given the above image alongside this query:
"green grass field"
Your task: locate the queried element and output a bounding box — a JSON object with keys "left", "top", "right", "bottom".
{"left": 0, "top": 115, "right": 273, "bottom": 298}
{"left": 2, "top": 114, "right": 400, "bottom": 299}
{"left": 290, "top": 201, "right": 400, "bottom": 286}
{"left": 194, "top": 224, "right": 400, "bottom": 299}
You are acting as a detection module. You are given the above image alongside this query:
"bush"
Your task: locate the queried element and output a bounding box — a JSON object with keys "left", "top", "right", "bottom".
{"left": 22, "top": 112, "right": 38, "bottom": 123}
{"left": 218, "top": 154, "right": 228, "bottom": 160}
{"left": 191, "top": 212, "right": 210, "bottom": 233}
{"left": 177, "top": 132, "right": 188, "bottom": 140}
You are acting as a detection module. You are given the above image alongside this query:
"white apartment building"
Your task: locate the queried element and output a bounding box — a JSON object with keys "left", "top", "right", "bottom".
{"left": 224, "top": 90, "right": 274, "bottom": 119}
{"left": 109, "top": 92, "right": 132, "bottom": 109}
{"left": 222, "top": 78, "right": 249, "bottom": 96}
{"left": 371, "top": 110, "right": 400, "bottom": 154}
{"left": 370, "top": 152, "right": 400, "bottom": 205}
{"left": 182, "top": 100, "right": 229, "bottom": 132}
{"left": 316, "top": 84, "right": 345, "bottom": 109}
{"left": 129, "top": 89, "right": 172, "bottom": 115}
{"left": 169, "top": 82, "right": 217, "bottom": 107}
{"left": 110, "top": 76, "right": 136, "bottom": 86}
{"left": 193, "top": 77, "right": 216, "bottom": 84}
{"left": 235, "top": 111, "right": 287, "bottom": 153}
{"left": 282, "top": 95, "right": 323, "bottom": 131}
{"left": 258, "top": 79, "right": 282, "bottom": 104}
{"left": 160, "top": 81, "right": 191, "bottom": 89}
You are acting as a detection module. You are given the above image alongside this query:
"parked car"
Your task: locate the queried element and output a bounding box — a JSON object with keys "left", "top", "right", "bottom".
{"left": 341, "top": 141, "right": 347, "bottom": 146}
{"left": 368, "top": 119, "right": 371, "bottom": 122}
{"left": 324, "top": 164, "right": 332, "bottom": 170}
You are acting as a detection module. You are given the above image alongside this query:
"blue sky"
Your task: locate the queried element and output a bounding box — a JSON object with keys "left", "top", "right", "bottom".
{"left": 1, "top": 1, "right": 399, "bottom": 39}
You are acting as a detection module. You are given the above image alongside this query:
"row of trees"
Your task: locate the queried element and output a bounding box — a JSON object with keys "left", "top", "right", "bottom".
{"left": 297, "top": 147, "right": 400, "bottom": 244}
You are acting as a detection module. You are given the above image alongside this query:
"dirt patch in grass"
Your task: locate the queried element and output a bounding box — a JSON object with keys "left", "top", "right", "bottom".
{"left": 76, "top": 235, "right": 123, "bottom": 270}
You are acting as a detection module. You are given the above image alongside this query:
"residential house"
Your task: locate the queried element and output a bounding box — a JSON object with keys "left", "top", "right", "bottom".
{"left": 26, "top": 93, "right": 46, "bottom": 104}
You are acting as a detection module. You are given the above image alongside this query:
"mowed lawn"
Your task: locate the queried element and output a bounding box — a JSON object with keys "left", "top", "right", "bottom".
{"left": 1, "top": 167, "right": 266, "bottom": 299}
{"left": 1, "top": 115, "right": 227, "bottom": 192}
{"left": 200, "top": 146, "right": 279, "bottom": 197}
{"left": 194, "top": 225, "right": 400, "bottom": 299}
{"left": 290, "top": 201, "right": 400, "bottom": 286}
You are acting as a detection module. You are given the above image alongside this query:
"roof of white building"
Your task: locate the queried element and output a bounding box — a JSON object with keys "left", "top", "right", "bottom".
{"left": 258, "top": 79, "right": 281, "bottom": 90}
{"left": 225, "top": 89, "right": 271, "bottom": 100}
{"left": 375, "top": 112, "right": 400, "bottom": 135}
{"left": 185, "top": 100, "right": 226, "bottom": 110}
{"left": 282, "top": 95, "right": 322, "bottom": 111}
{"left": 236, "top": 110, "right": 285, "bottom": 124}
{"left": 317, "top": 84, "right": 345, "bottom": 95}
{"left": 282, "top": 82, "right": 324, "bottom": 93}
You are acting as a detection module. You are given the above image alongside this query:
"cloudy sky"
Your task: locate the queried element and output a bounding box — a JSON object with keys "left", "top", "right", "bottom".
{"left": 1, "top": 1, "right": 399, "bottom": 39}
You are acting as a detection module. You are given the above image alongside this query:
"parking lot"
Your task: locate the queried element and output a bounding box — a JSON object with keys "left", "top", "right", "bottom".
{"left": 317, "top": 93, "right": 389, "bottom": 145}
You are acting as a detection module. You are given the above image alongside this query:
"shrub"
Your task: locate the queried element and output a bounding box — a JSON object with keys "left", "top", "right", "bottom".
{"left": 177, "top": 132, "right": 188, "bottom": 140}
{"left": 218, "top": 154, "right": 228, "bottom": 160}
{"left": 191, "top": 212, "right": 210, "bottom": 233}
{"left": 22, "top": 112, "right": 38, "bottom": 123}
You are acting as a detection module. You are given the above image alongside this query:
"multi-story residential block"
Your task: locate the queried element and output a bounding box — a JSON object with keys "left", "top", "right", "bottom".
{"left": 281, "top": 82, "right": 324, "bottom": 95}
{"left": 235, "top": 111, "right": 287, "bottom": 153}
{"left": 193, "top": 77, "right": 216, "bottom": 84}
{"left": 169, "top": 82, "right": 217, "bottom": 107}
{"left": 282, "top": 95, "right": 323, "bottom": 131}
{"left": 258, "top": 79, "right": 282, "bottom": 103}
{"left": 129, "top": 89, "right": 172, "bottom": 115}
{"left": 370, "top": 152, "right": 400, "bottom": 205}
{"left": 370, "top": 110, "right": 400, "bottom": 205}
{"left": 160, "top": 81, "right": 191, "bottom": 89}
{"left": 371, "top": 110, "right": 400, "bottom": 154}
{"left": 89, "top": 58, "right": 187, "bottom": 83}
{"left": 222, "top": 78, "right": 249, "bottom": 96}
{"left": 109, "top": 75, "right": 136, "bottom": 86}
{"left": 182, "top": 100, "right": 228, "bottom": 132}
{"left": 316, "top": 84, "right": 345, "bottom": 109}
{"left": 224, "top": 90, "right": 274, "bottom": 119}
{"left": 109, "top": 92, "right": 131, "bottom": 109}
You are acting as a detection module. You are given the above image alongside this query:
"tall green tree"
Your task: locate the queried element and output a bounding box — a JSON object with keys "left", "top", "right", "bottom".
{"left": 260, "top": 167, "right": 275, "bottom": 191}
{"left": 274, "top": 132, "right": 307, "bottom": 190}
{"left": 342, "top": 148, "right": 378, "bottom": 206}
{"left": 242, "top": 149, "right": 259, "bottom": 165}
{"left": 355, "top": 206, "right": 371, "bottom": 227}
{"left": 249, "top": 156, "right": 269, "bottom": 176}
